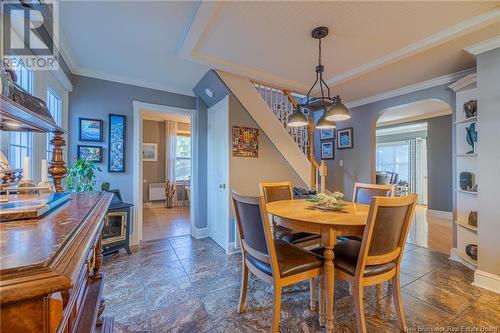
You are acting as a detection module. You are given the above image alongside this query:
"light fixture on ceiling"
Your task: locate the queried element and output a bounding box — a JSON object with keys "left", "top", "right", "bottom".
{"left": 287, "top": 26, "right": 351, "bottom": 128}
{"left": 205, "top": 87, "right": 215, "bottom": 98}
{"left": 287, "top": 106, "right": 308, "bottom": 127}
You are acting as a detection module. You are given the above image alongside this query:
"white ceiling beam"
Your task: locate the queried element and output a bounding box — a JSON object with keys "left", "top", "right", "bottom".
{"left": 325, "top": 7, "right": 500, "bottom": 87}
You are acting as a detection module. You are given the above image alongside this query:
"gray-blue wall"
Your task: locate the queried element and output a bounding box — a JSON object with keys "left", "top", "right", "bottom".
{"left": 68, "top": 75, "right": 197, "bottom": 206}
{"left": 314, "top": 83, "right": 456, "bottom": 211}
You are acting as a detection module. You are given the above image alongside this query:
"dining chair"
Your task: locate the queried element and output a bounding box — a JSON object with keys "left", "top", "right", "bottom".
{"left": 259, "top": 182, "right": 321, "bottom": 247}
{"left": 232, "top": 191, "right": 323, "bottom": 332}
{"left": 315, "top": 194, "right": 417, "bottom": 333}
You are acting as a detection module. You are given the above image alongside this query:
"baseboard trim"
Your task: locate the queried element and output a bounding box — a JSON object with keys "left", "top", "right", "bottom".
{"left": 426, "top": 209, "right": 453, "bottom": 220}
{"left": 473, "top": 270, "right": 500, "bottom": 294}
{"left": 227, "top": 241, "right": 241, "bottom": 255}
{"left": 192, "top": 227, "right": 208, "bottom": 239}
{"left": 449, "top": 247, "right": 477, "bottom": 271}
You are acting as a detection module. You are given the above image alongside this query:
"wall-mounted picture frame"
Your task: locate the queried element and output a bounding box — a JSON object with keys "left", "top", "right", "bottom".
{"left": 108, "top": 114, "right": 126, "bottom": 172}
{"left": 321, "top": 141, "right": 334, "bottom": 160}
{"left": 337, "top": 127, "right": 353, "bottom": 149}
{"left": 77, "top": 145, "right": 103, "bottom": 163}
{"left": 142, "top": 143, "right": 158, "bottom": 161}
{"left": 79, "top": 118, "right": 103, "bottom": 142}
{"left": 320, "top": 128, "right": 335, "bottom": 140}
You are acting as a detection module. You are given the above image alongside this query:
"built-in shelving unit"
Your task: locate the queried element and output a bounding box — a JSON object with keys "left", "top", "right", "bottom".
{"left": 449, "top": 73, "right": 478, "bottom": 272}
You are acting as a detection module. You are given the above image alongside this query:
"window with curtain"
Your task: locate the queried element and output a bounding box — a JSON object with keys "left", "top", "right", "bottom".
{"left": 376, "top": 141, "right": 409, "bottom": 182}
{"left": 46, "top": 90, "right": 62, "bottom": 161}
{"left": 175, "top": 135, "right": 191, "bottom": 181}
{"left": 9, "top": 59, "right": 33, "bottom": 169}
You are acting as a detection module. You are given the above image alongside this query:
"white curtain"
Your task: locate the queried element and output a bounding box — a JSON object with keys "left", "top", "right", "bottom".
{"left": 165, "top": 121, "right": 177, "bottom": 206}
{"left": 408, "top": 137, "right": 427, "bottom": 205}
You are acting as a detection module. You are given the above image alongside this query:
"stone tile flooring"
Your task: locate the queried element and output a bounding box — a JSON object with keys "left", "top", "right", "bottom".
{"left": 102, "top": 236, "right": 499, "bottom": 333}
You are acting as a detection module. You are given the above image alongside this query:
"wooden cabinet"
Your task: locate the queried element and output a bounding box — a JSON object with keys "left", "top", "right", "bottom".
{"left": 0, "top": 192, "right": 113, "bottom": 333}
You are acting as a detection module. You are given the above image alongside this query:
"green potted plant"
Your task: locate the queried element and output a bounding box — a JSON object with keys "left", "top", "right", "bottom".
{"left": 66, "top": 159, "right": 101, "bottom": 192}
{"left": 101, "top": 181, "right": 110, "bottom": 191}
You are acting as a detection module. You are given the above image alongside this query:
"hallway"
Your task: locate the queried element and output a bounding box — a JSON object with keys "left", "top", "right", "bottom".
{"left": 143, "top": 206, "right": 190, "bottom": 242}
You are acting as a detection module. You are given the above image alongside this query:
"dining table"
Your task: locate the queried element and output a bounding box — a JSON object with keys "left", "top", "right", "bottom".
{"left": 266, "top": 199, "right": 370, "bottom": 333}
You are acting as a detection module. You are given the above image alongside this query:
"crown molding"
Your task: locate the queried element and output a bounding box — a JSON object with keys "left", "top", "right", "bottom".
{"left": 377, "top": 109, "right": 451, "bottom": 127}
{"left": 464, "top": 35, "right": 500, "bottom": 56}
{"left": 73, "top": 68, "right": 195, "bottom": 97}
{"left": 448, "top": 72, "right": 477, "bottom": 92}
{"left": 345, "top": 68, "right": 476, "bottom": 109}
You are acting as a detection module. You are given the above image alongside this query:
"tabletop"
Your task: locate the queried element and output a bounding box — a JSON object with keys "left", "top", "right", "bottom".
{"left": 266, "top": 199, "right": 370, "bottom": 226}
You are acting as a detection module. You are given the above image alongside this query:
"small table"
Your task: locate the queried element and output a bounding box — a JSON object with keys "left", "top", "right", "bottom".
{"left": 266, "top": 199, "right": 369, "bottom": 333}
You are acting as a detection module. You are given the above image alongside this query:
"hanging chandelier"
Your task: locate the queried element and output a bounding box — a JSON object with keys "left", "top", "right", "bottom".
{"left": 288, "top": 26, "right": 351, "bottom": 128}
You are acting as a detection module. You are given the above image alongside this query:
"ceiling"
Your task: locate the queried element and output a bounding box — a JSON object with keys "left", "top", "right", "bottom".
{"left": 377, "top": 99, "right": 451, "bottom": 126}
{"left": 60, "top": 1, "right": 500, "bottom": 100}
{"left": 141, "top": 110, "right": 190, "bottom": 124}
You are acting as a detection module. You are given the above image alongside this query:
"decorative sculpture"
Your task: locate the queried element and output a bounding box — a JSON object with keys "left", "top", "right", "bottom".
{"left": 465, "top": 123, "right": 477, "bottom": 154}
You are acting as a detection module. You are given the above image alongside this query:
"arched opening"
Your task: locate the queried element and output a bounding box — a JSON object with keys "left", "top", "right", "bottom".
{"left": 373, "top": 99, "right": 453, "bottom": 254}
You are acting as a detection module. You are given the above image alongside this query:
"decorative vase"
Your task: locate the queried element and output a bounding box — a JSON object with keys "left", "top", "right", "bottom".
{"left": 463, "top": 100, "right": 477, "bottom": 118}
{"left": 468, "top": 211, "right": 478, "bottom": 227}
{"left": 465, "top": 244, "right": 478, "bottom": 260}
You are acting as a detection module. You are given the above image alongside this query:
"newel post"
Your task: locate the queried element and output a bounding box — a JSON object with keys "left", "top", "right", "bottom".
{"left": 48, "top": 130, "right": 68, "bottom": 192}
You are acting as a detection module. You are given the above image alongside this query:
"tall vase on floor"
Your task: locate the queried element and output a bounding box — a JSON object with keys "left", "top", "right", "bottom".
{"left": 165, "top": 180, "right": 176, "bottom": 208}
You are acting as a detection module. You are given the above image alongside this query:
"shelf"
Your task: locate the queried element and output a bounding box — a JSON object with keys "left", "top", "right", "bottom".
{"left": 456, "top": 153, "right": 477, "bottom": 158}
{"left": 0, "top": 95, "right": 64, "bottom": 133}
{"left": 456, "top": 189, "right": 478, "bottom": 195}
{"left": 455, "top": 220, "right": 478, "bottom": 232}
{"left": 457, "top": 251, "right": 477, "bottom": 268}
{"left": 454, "top": 117, "right": 477, "bottom": 124}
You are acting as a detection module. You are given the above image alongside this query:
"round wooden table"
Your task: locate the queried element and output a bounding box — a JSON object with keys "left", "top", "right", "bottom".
{"left": 266, "top": 199, "right": 370, "bottom": 333}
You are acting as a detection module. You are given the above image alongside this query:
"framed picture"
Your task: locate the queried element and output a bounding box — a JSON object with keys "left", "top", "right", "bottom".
{"left": 77, "top": 145, "right": 103, "bottom": 163}
{"left": 232, "top": 126, "right": 259, "bottom": 158}
{"left": 337, "top": 127, "right": 353, "bottom": 149}
{"left": 320, "top": 128, "right": 335, "bottom": 140}
{"left": 108, "top": 114, "right": 126, "bottom": 172}
{"left": 321, "top": 141, "right": 334, "bottom": 160}
{"left": 79, "top": 118, "right": 103, "bottom": 142}
{"left": 142, "top": 143, "right": 158, "bottom": 161}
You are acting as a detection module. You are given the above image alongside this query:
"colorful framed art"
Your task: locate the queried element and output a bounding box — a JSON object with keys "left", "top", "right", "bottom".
{"left": 320, "top": 128, "right": 335, "bottom": 140}
{"left": 77, "top": 145, "right": 103, "bottom": 163}
{"left": 108, "top": 114, "right": 126, "bottom": 172}
{"left": 232, "top": 126, "right": 259, "bottom": 158}
{"left": 79, "top": 118, "right": 103, "bottom": 142}
{"left": 321, "top": 141, "right": 334, "bottom": 160}
{"left": 337, "top": 127, "right": 353, "bottom": 149}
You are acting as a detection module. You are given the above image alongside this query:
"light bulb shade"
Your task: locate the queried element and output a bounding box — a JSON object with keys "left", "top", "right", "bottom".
{"left": 287, "top": 108, "right": 308, "bottom": 127}
{"left": 316, "top": 113, "right": 336, "bottom": 129}
{"left": 325, "top": 99, "right": 351, "bottom": 121}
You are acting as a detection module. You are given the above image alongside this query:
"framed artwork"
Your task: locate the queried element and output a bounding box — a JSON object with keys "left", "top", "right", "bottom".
{"left": 79, "top": 118, "right": 103, "bottom": 142}
{"left": 108, "top": 114, "right": 126, "bottom": 172}
{"left": 321, "top": 141, "right": 334, "bottom": 160}
{"left": 337, "top": 127, "right": 353, "bottom": 149}
{"left": 77, "top": 145, "right": 103, "bottom": 163}
{"left": 232, "top": 126, "right": 259, "bottom": 158}
{"left": 142, "top": 143, "right": 158, "bottom": 161}
{"left": 320, "top": 128, "right": 335, "bottom": 140}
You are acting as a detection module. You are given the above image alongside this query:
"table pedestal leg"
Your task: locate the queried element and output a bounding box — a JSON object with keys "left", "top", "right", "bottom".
{"left": 322, "top": 226, "right": 336, "bottom": 333}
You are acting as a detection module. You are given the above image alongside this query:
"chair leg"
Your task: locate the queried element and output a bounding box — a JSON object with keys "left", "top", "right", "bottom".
{"left": 309, "top": 278, "right": 317, "bottom": 311}
{"left": 392, "top": 274, "right": 407, "bottom": 332}
{"left": 376, "top": 283, "right": 383, "bottom": 304}
{"left": 353, "top": 283, "right": 367, "bottom": 333}
{"left": 238, "top": 262, "right": 249, "bottom": 313}
{"left": 271, "top": 285, "right": 282, "bottom": 333}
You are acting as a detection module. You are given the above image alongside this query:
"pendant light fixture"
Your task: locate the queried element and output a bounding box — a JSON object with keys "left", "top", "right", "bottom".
{"left": 287, "top": 26, "right": 350, "bottom": 128}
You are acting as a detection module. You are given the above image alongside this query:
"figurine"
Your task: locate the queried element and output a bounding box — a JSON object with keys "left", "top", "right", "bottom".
{"left": 463, "top": 100, "right": 477, "bottom": 119}
{"left": 465, "top": 123, "right": 477, "bottom": 154}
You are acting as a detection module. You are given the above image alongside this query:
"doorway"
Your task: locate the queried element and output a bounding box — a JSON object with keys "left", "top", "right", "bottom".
{"left": 132, "top": 101, "right": 198, "bottom": 245}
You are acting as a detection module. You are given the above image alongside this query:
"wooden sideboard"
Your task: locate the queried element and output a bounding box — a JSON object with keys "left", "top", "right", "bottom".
{"left": 0, "top": 192, "right": 113, "bottom": 333}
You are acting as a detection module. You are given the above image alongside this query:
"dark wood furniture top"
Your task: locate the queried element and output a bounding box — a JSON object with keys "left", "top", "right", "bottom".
{"left": 0, "top": 191, "right": 113, "bottom": 333}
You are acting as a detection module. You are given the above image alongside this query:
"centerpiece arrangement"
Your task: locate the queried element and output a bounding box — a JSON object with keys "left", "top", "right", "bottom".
{"left": 306, "top": 191, "right": 346, "bottom": 211}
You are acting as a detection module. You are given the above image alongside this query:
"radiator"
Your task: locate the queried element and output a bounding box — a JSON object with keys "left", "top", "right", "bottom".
{"left": 148, "top": 183, "right": 166, "bottom": 201}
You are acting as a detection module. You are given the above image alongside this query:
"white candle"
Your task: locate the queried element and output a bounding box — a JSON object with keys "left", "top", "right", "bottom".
{"left": 41, "top": 159, "right": 48, "bottom": 182}
{"left": 23, "top": 156, "right": 31, "bottom": 181}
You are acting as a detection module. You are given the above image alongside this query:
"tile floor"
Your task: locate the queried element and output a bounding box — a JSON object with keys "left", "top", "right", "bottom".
{"left": 102, "top": 236, "right": 499, "bottom": 333}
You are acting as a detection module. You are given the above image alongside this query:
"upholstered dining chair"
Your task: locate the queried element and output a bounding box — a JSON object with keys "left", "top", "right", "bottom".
{"left": 259, "top": 182, "right": 321, "bottom": 247}
{"left": 314, "top": 194, "right": 417, "bottom": 333}
{"left": 232, "top": 191, "right": 323, "bottom": 333}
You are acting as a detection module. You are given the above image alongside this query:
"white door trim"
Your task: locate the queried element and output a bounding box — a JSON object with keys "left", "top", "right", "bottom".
{"left": 131, "top": 100, "right": 198, "bottom": 245}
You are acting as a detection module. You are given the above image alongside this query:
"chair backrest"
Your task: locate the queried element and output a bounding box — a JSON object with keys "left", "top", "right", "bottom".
{"left": 356, "top": 194, "right": 417, "bottom": 276}
{"left": 259, "top": 182, "right": 293, "bottom": 204}
{"left": 353, "top": 182, "right": 395, "bottom": 205}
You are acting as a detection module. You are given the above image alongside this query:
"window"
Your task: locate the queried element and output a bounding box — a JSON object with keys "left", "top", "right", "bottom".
{"left": 46, "top": 90, "right": 62, "bottom": 160}
{"left": 175, "top": 135, "right": 191, "bottom": 181}
{"left": 376, "top": 141, "right": 409, "bottom": 182}
{"left": 9, "top": 60, "right": 33, "bottom": 171}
